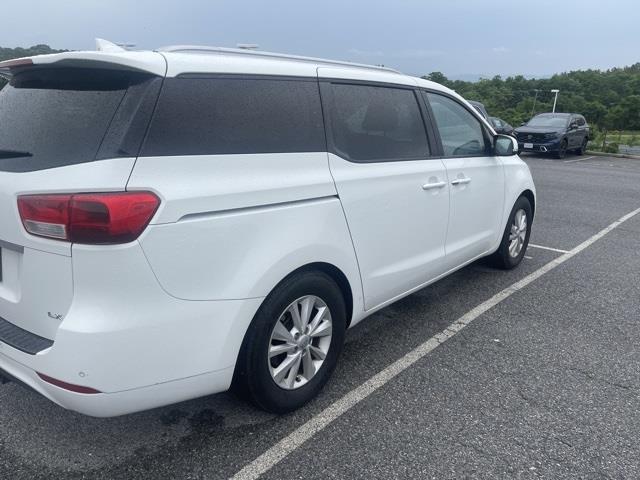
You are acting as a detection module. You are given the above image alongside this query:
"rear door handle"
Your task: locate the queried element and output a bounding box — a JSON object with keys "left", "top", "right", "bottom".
{"left": 451, "top": 177, "right": 471, "bottom": 186}
{"left": 422, "top": 181, "right": 447, "bottom": 190}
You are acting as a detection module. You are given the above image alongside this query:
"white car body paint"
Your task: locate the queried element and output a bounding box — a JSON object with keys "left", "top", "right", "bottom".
{"left": 0, "top": 46, "right": 535, "bottom": 416}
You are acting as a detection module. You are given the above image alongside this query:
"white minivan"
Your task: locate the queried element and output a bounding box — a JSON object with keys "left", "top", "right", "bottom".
{"left": 0, "top": 42, "right": 535, "bottom": 417}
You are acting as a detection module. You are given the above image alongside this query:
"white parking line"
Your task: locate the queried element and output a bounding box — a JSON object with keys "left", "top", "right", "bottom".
{"left": 528, "top": 243, "right": 570, "bottom": 254}
{"left": 564, "top": 155, "right": 595, "bottom": 164}
{"left": 231, "top": 206, "right": 640, "bottom": 480}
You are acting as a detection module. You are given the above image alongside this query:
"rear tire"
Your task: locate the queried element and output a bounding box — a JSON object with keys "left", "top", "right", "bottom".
{"left": 554, "top": 139, "right": 568, "bottom": 159}
{"left": 576, "top": 137, "right": 588, "bottom": 155}
{"left": 232, "top": 271, "right": 346, "bottom": 413}
{"left": 488, "top": 196, "right": 533, "bottom": 270}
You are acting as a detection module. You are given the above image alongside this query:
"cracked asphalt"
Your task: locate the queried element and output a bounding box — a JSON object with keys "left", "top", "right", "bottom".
{"left": 1, "top": 153, "right": 640, "bottom": 479}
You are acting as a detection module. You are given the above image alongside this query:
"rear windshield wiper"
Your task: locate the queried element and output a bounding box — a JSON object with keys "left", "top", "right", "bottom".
{"left": 0, "top": 149, "right": 33, "bottom": 159}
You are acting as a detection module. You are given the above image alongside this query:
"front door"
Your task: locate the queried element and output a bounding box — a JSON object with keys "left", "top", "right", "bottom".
{"left": 424, "top": 92, "right": 505, "bottom": 268}
{"left": 567, "top": 115, "right": 581, "bottom": 149}
{"left": 320, "top": 76, "right": 451, "bottom": 310}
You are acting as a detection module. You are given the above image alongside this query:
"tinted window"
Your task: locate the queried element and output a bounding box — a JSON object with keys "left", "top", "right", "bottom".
{"left": 327, "top": 83, "right": 429, "bottom": 162}
{"left": 426, "top": 93, "right": 489, "bottom": 157}
{"left": 0, "top": 68, "right": 156, "bottom": 172}
{"left": 142, "top": 77, "right": 325, "bottom": 156}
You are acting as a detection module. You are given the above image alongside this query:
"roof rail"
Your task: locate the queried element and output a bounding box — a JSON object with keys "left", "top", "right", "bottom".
{"left": 157, "top": 45, "right": 401, "bottom": 74}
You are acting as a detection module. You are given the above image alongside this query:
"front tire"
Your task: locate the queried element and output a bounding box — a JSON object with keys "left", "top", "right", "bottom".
{"left": 488, "top": 196, "right": 533, "bottom": 269}
{"left": 554, "top": 139, "right": 568, "bottom": 159}
{"left": 232, "top": 270, "right": 346, "bottom": 413}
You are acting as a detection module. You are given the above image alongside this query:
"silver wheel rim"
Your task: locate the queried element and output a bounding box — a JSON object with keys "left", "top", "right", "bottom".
{"left": 268, "top": 295, "right": 333, "bottom": 390}
{"left": 508, "top": 209, "right": 527, "bottom": 258}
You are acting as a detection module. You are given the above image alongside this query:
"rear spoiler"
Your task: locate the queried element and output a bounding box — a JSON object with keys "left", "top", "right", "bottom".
{"left": 0, "top": 46, "right": 166, "bottom": 80}
{"left": 0, "top": 58, "right": 34, "bottom": 80}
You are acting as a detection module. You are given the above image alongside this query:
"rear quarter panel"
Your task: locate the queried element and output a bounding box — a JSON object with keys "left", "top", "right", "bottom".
{"left": 129, "top": 153, "right": 364, "bottom": 312}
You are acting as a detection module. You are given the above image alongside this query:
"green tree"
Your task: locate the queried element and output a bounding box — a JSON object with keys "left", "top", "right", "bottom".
{"left": 422, "top": 71, "right": 450, "bottom": 86}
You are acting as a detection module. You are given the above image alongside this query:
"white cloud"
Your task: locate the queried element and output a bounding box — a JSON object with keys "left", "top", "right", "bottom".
{"left": 347, "top": 48, "right": 385, "bottom": 57}
{"left": 492, "top": 46, "right": 511, "bottom": 53}
{"left": 347, "top": 48, "right": 445, "bottom": 60}
{"left": 395, "top": 49, "right": 444, "bottom": 58}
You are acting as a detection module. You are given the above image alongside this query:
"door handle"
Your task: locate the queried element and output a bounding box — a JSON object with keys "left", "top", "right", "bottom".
{"left": 451, "top": 177, "right": 471, "bottom": 186}
{"left": 422, "top": 181, "right": 447, "bottom": 190}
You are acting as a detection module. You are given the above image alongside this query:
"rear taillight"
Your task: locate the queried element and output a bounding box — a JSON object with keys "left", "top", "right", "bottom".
{"left": 17, "top": 192, "right": 160, "bottom": 244}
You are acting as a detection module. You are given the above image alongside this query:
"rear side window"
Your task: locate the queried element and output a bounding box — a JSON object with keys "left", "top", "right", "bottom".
{"left": 0, "top": 68, "right": 159, "bottom": 172}
{"left": 141, "top": 77, "right": 325, "bottom": 156}
{"left": 326, "top": 83, "right": 429, "bottom": 162}
{"left": 426, "top": 92, "right": 490, "bottom": 157}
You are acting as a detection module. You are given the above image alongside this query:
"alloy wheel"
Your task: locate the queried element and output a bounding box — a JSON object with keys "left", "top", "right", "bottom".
{"left": 508, "top": 209, "right": 527, "bottom": 258}
{"left": 268, "top": 295, "right": 333, "bottom": 390}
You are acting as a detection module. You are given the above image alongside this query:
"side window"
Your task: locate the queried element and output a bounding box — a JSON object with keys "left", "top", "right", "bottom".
{"left": 142, "top": 77, "right": 325, "bottom": 156}
{"left": 327, "top": 83, "right": 429, "bottom": 162}
{"left": 425, "top": 92, "right": 490, "bottom": 157}
{"left": 577, "top": 116, "right": 586, "bottom": 126}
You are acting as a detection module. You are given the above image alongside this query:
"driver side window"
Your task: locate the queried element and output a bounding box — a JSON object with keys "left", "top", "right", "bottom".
{"left": 425, "top": 92, "right": 489, "bottom": 157}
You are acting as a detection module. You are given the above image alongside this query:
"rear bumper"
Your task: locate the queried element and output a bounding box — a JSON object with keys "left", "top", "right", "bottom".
{"left": 0, "top": 242, "right": 264, "bottom": 417}
{"left": 0, "top": 351, "right": 234, "bottom": 417}
{"left": 0, "top": 315, "right": 54, "bottom": 354}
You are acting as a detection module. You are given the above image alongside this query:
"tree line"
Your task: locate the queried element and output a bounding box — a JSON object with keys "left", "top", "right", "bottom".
{"left": 423, "top": 64, "right": 640, "bottom": 131}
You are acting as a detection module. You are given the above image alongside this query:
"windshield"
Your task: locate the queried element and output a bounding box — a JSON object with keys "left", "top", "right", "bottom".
{"left": 0, "top": 68, "right": 158, "bottom": 172}
{"left": 526, "top": 115, "right": 568, "bottom": 128}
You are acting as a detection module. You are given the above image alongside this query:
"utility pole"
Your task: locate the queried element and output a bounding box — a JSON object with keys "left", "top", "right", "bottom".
{"left": 531, "top": 89, "right": 539, "bottom": 117}
{"left": 551, "top": 89, "right": 560, "bottom": 113}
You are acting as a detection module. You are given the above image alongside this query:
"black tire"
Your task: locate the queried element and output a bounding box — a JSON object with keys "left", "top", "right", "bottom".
{"left": 488, "top": 196, "right": 533, "bottom": 269}
{"left": 576, "top": 137, "right": 588, "bottom": 155}
{"left": 232, "top": 270, "right": 346, "bottom": 413}
{"left": 554, "top": 139, "right": 568, "bottom": 159}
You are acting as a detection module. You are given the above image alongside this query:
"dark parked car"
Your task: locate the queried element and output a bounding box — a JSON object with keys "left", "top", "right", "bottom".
{"left": 468, "top": 100, "right": 489, "bottom": 119}
{"left": 489, "top": 116, "right": 514, "bottom": 136}
{"left": 514, "top": 113, "right": 590, "bottom": 158}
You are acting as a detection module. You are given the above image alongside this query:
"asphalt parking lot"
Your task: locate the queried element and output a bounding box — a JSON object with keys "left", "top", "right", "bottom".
{"left": 2, "top": 153, "right": 640, "bottom": 480}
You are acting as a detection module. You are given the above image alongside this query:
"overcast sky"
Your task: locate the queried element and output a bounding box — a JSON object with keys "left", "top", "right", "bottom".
{"left": 1, "top": 0, "right": 638, "bottom": 78}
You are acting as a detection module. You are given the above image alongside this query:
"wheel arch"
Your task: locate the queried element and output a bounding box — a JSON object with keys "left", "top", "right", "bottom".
{"left": 271, "top": 262, "right": 355, "bottom": 327}
{"left": 521, "top": 189, "right": 536, "bottom": 218}
{"left": 231, "top": 261, "right": 356, "bottom": 394}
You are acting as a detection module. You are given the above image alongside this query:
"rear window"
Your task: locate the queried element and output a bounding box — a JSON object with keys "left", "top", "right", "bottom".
{"left": 0, "top": 68, "right": 160, "bottom": 173}
{"left": 141, "top": 77, "right": 325, "bottom": 157}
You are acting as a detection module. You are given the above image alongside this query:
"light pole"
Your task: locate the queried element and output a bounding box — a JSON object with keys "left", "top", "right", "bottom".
{"left": 551, "top": 89, "right": 560, "bottom": 113}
